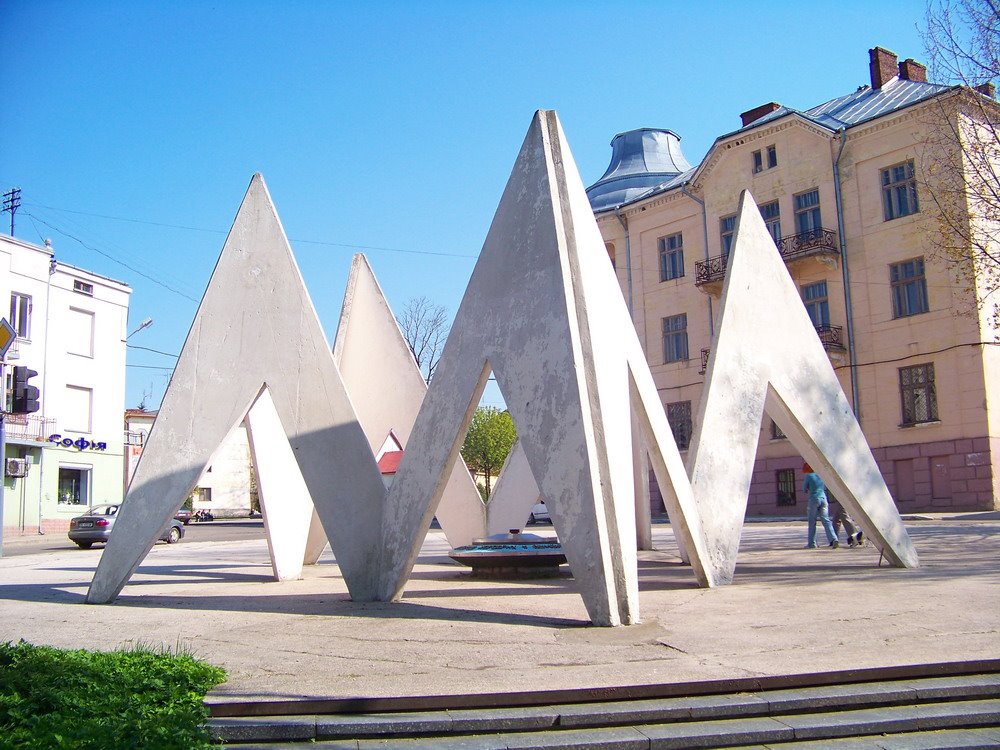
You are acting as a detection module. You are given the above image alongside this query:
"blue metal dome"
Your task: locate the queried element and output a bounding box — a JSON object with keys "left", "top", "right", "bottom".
{"left": 586, "top": 128, "right": 693, "bottom": 213}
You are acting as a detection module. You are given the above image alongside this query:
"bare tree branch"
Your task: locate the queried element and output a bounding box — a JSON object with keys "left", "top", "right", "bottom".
{"left": 397, "top": 296, "right": 450, "bottom": 384}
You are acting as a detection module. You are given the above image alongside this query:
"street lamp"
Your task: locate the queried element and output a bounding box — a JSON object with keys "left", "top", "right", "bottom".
{"left": 126, "top": 318, "right": 153, "bottom": 340}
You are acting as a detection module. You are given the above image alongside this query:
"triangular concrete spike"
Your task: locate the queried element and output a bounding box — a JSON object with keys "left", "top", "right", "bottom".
{"left": 332, "top": 254, "right": 485, "bottom": 547}
{"left": 87, "top": 174, "right": 386, "bottom": 603}
{"left": 687, "top": 190, "right": 918, "bottom": 583}
{"left": 244, "top": 387, "right": 315, "bottom": 580}
{"left": 379, "top": 110, "right": 701, "bottom": 625}
{"left": 485, "top": 439, "right": 542, "bottom": 534}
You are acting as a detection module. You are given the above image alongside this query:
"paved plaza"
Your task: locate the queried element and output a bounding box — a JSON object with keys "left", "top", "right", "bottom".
{"left": 0, "top": 518, "right": 997, "bottom": 706}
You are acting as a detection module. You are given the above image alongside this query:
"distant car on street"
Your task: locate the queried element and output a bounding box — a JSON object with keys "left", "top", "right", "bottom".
{"left": 529, "top": 501, "right": 551, "bottom": 524}
{"left": 68, "top": 504, "right": 184, "bottom": 549}
{"left": 174, "top": 508, "right": 193, "bottom": 525}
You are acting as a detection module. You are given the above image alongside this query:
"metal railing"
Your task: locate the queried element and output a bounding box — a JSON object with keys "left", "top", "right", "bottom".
{"left": 815, "top": 324, "right": 846, "bottom": 350}
{"left": 776, "top": 228, "right": 839, "bottom": 262}
{"left": 695, "top": 228, "right": 839, "bottom": 287}
{"left": 699, "top": 347, "right": 711, "bottom": 374}
{"left": 4, "top": 414, "right": 55, "bottom": 442}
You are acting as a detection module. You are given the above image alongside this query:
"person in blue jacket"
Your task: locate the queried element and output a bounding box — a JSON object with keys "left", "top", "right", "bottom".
{"left": 802, "top": 462, "right": 839, "bottom": 549}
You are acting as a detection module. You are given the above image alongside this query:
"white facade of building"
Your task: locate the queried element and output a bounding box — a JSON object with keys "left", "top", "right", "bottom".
{"left": 1, "top": 234, "right": 131, "bottom": 537}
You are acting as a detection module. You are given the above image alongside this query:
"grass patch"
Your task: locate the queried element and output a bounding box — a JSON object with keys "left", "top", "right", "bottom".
{"left": 0, "top": 640, "right": 226, "bottom": 749}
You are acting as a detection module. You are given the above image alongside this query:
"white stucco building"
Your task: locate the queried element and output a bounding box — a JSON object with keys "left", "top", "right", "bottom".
{"left": 1, "top": 234, "right": 131, "bottom": 537}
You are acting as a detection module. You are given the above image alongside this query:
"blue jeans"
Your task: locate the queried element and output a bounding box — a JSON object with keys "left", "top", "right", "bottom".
{"left": 807, "top": 496, "right": 837, "bottom": 546}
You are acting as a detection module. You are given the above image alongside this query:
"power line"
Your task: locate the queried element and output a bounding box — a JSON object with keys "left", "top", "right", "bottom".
{"left": 25, "top": 213, "right": 202, "bottom": 303}
{"left": 126, "top": 343, "right": 179, "bottom": 358}
{"left": 26, "top": 200, "right": 479, "bottom": 259}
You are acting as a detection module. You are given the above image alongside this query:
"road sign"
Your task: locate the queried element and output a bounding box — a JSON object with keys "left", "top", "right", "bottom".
{"left": 0, "top": 318, "right": 15, "bottom": 359}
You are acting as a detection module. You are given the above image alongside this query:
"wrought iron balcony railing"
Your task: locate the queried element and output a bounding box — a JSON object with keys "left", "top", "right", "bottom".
{"left": 699, "top": 347, "right": 711, "bottom": 374}
{"left": 815, "top": 324, "right": 846, "bottom": 350}
{"left": 776, "top": 228, "right": 839, "bottom": 262}
{"left": 4, "top": 414, "right": 55, "bottom": 442}
{"left": 695, "top": 228, "right": 839, "bottom": 287}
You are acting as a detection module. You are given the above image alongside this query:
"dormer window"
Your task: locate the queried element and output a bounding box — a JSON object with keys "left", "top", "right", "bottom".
{"left": 73, "top": 280, "right": 94, "bottom": 296}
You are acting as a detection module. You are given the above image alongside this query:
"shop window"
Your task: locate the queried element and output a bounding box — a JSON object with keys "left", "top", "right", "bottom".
{"left": 58, "top": 465, "right": 91, "bottom": 505}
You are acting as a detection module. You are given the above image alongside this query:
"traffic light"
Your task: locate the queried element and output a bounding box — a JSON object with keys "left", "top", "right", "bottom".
{"left": 11, "top": 366, "right": 40, "bottom": 414}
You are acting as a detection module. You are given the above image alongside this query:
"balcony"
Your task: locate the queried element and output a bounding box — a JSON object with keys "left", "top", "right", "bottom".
{"left": 695, "top": 227, "right": 839, "bottom": 291}
{"left": 697, "top": 324, "right": 845, "bottom": 375}
{"left": 4, "top": 414, "right": 56, "bottom": 443}
{"left": 815, "top": 324, "right": 846, "bottom": 351}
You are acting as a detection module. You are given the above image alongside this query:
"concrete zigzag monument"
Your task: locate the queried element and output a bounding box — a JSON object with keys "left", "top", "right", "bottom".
{"left": 86, "top": 111, "right": 918, "bottom": 625}
{"left": 88, "top": 174, "right": 387, "bottom": 604}
{"left": 689, "top": 190, "right": 918, "bottom": 582}
{"left": 375, "top": 110, "right": 713, "bottom": 626}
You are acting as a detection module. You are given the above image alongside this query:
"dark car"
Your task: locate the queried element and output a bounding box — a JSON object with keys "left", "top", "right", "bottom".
{"left": 68, "top": 504, "right": 184, "bottom": 549}
{"left": 174, "top": 508, "right": 193, "bottom": 525}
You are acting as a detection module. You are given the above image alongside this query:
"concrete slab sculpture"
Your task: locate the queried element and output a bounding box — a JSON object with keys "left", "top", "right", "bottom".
{"left": 687, "top": 190, "right": 918, "bottom": 583}
{"left": 332, "top": 254, "right": 486, "bottom": 548}
{"left": 87, "top": 174, "right": 386, "bottom": 604}
{"left": 374, "top": 110, "right": 713, "bottom": 626}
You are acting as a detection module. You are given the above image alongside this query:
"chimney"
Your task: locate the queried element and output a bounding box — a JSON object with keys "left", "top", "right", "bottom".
{"left": 869, "top": 47, "right": 898, "bottom": 89}
{"left": 740, "top": 102, "right": 781, "bottom": 127}
{"left": 898, "top": 58, "right": 927, "bottom": 83}
{"left": 975, "top": 82, "right": 996, "bottom": 99}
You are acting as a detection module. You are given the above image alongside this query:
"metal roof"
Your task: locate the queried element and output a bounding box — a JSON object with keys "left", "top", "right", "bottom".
{"left": 588, "top": 76, "right": 955, "bottom": 214}
{"left": 586, "top": 129, "right": 693, "bottom": 212}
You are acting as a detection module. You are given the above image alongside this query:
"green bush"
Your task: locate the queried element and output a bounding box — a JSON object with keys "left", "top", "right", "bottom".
{"left": 0, "top": 640, "right": 226, "bottom": 749}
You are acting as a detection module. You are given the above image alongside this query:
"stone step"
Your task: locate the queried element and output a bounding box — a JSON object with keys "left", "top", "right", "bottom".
{"left": 210, "top": 673, "right": 1000, "bottom": 747}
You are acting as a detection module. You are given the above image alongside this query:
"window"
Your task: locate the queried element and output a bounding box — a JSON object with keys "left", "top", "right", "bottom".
{"left": 882, "top": 160, "right": 918, "bottom": 220}
{"left": 605, "top": 242, "right": 616, "bottom": 267}
{"left": 801, "top": 281, "right": 830, "bottom": 327}
{"left": 666, "top": 401, "right": 693, "bottom": 451}
{"left": 67, "top": 308, "right": 95, "bottom": 357}
{"left": 64, "top": 385, "right": 93, "bottom": 433}
{"left": 720, "top": 214, "right": 736, "bottom": 259}
{"left": 58, "top": 465, "right": 91, "bottom": 505}
{"left": 9, "top": 293, "right": 31, "bottom": 339}
{"left": 662, "top": 314, "right": 689, "bottom": 363}
{"left": 73, "top": 279, "right": 94, "bottom": 296}
{"left": 752, "top": 145, "right": 777, "bottom": 173}
{"left": 794, "top": 189, "right": 822, "bottom": 234}
{"left": 890, "top": 257, "right": 929, "bottom": 318}
{"left": 760, "top": 200, "right": 781, "bottom": 244}
{"left": 777, "top": 468, "right": 797, "bottom": 506}
{"left": 770, "top": 420, "right": 787, "bottom": 440}
{"left": 658, "top": 233, "right": 684, "bottom": 281}
{"left": 899, "top": 363, "right": 938, "bottom": 425}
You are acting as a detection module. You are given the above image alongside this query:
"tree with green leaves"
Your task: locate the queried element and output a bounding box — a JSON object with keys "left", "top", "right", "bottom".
{"left": 460, "top": 406, "right": 516, "bottom": 498}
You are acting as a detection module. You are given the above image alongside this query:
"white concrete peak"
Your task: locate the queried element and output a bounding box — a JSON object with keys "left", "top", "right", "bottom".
{"left": 688, "top": 190, "right": 919, "bottom": 583}
{"left": 333, "top": 253, "right": 486, "bottom": 547}
{"left": 87, "top": 174, "right": 386, "bottom": 603}
{"left": 376, "top": 110, "right": 713, "bottom": 626}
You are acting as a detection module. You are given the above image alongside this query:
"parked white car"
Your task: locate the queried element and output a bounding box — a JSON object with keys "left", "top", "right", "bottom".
{"left": 529, "top": 501, "right": 551, "bottom": 524}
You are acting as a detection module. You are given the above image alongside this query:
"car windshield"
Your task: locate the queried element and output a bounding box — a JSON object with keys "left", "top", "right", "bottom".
{"left": 85, "top": 505, "right": 118, "bottom": 516}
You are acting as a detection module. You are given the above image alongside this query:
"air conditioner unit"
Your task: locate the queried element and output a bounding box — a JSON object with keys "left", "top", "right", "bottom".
{"left": 5, "top": 458, "right": 28, "bottom": 478}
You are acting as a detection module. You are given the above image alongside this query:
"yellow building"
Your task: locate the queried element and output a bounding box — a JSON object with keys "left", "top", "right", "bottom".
{"left": 587, "top": 47, "right": 999, "bottom": 515}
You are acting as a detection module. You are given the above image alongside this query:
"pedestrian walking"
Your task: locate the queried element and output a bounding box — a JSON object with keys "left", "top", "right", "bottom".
{"left": 802, "top": 462, "right": 838, "bottom": 549}
{"left": 829, "top": 496, "right": 864, "bottom": 547}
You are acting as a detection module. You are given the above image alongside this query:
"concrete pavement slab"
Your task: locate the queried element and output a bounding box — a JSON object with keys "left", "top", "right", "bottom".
{"left": 0, "top": 521, "right": 997, "bottom": 705}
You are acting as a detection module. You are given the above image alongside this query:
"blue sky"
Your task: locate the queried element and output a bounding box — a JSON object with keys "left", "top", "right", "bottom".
{"left": 2, "top": 1, "right": 930, "bottom": 409}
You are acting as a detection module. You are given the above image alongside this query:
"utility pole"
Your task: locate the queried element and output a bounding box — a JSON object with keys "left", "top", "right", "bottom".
{"left": 2, "top": 188, "right": 21, "bottom": 236}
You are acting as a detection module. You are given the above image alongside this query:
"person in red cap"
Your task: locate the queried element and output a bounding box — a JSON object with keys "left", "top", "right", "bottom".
{"left": 802, "top": 462, "right": 839, "bottom": 549}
